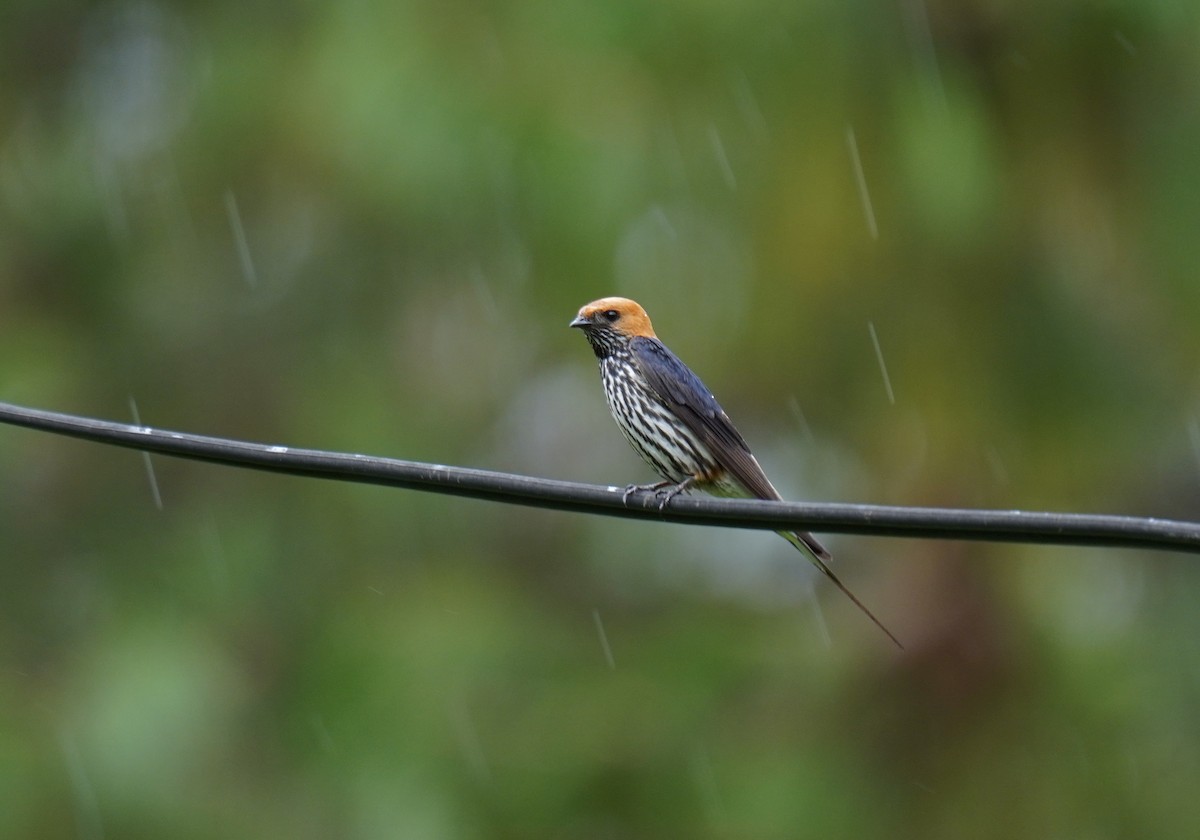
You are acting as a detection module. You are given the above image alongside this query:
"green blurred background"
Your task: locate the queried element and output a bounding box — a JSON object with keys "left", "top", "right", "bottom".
{"left": 3, "top": 0, "right": 1200, "bottom": 837}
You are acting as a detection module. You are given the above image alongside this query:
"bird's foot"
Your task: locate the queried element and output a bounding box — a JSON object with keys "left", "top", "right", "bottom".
{"left": 620, "top": 478, "right": 694, "bottom": 511}
{"left": 651, "top": 477, "right": 695, "bottom": 511}
{"left": 622, "top": 478, "right": 698, "bottom": 510}
{"left": 622, "top": 480, "right": 673, "bottom": 505}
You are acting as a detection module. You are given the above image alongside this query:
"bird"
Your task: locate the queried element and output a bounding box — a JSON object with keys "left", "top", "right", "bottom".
{"left": 570, "top": 296, "right": 902, "bottom": 649}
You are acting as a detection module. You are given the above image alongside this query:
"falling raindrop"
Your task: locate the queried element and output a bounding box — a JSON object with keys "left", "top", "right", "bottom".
{"left": 901, "top": 0, "right": 948, "bottom": 112}
{"left": 470, "top": 264, "right": 500, "bottom": 321}
{"left": 806, "top": 582, "right": 833, "bottom": 649}
{"left": 868, "top": 322, "right": 896, "bottom": 405}
{"left": 707, "top": 124, "right": 737, "bottom": 191}
{"left": 129, "top": 396, "right": 163, "bottom": 509}
{"left": 846, "top": 125, "right": 879, "bottom": 240}
{"left": 786, "top": 396, "right": 815, "bottom": 444}
{"left": 58, "top": 730, "right": 103, "bottom": 840}
{"left": 592, "top": 608, "right": 616, "bottom": 670}
{"left": 450, "top": 696, "right": 492, "bottom": 784}
{"left": 224, "top": 190, "right": 258, "bottom": 289}
{"left": 730, "top": 71, "right": 768, "bottom": 138}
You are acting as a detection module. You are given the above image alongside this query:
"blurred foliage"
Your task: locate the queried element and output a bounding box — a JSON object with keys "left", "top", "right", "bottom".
{"left": 3, "top": 0, "right": 1200, "bottom": 837}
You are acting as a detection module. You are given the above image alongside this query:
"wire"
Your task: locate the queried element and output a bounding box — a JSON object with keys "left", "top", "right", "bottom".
{"left": 1, "top": 399, "right": 1198, "bottom": 554}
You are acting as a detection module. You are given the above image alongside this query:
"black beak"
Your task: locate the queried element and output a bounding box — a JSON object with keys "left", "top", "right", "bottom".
{"left": 569, "top": 314, "right": 589, "bottom": 329}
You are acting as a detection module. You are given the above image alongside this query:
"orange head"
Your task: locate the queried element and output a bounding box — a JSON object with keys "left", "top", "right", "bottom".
{"left": 570, "top": 297, "right": 658, "bottom": 357}
{"left": 568, "top": 295, "right": 657, "bottom": 345}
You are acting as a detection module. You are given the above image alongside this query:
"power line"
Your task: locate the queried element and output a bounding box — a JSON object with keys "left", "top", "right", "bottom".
{"left": 1, "top": 400, "right": 1197, "bottom": 554}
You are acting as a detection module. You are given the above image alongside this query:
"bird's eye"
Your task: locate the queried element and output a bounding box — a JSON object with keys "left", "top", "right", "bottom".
{"left": 603, "top": 310, "right": 620, "bottom": 322}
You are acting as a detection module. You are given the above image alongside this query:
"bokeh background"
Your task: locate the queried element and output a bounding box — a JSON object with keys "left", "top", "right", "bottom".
{"left": 3, "top": 0, "right": 1200, "bottom": 837}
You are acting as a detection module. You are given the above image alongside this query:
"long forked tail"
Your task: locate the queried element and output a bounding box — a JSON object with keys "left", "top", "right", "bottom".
{"left": 780, "top": 530, "right": 904, "bottom": 650}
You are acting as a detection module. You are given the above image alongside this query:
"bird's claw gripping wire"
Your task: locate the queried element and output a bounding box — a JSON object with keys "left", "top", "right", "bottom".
{"left": 621, "top": 480, "right": 671, "bottom": 506}
{"left": 622, "top": 477, "right": 695, "bottom": 511}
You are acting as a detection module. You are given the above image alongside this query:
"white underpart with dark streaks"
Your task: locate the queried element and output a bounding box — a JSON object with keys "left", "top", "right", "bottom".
{"left": 599, "top": 351, "right": 741, "bottom": 496}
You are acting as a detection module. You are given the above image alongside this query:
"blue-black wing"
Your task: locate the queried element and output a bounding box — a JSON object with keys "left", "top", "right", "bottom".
{"left": 629, "top": 336, "right": 780, "bottom": 501}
